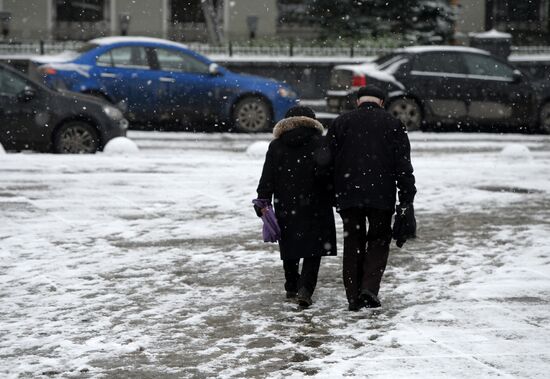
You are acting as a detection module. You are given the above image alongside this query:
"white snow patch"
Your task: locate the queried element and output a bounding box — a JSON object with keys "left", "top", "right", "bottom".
{"left": 90, "top": 36, "right": 189, "bottom": 50}
{"left": 470, "top": 29, "right": 512, "bottom": 39}
{"left": 1, "top": 132, "right": 550, "bottom": 378}
{"left": 500, "top": 144, "right": 531, "bottom": 160}
{"left": 509, "top": 54, "right": 550, "bottom": 62}
{"left": 246, "top": 141, "right": 269, "bottom": 158}
{"left": 398, "top": 45, "right": 490, "bottom": 55}
{"left": 103, "top": 137, "right": 139, "bottom": 155}
{"left": 0, "top": 142, "right": 5, "bottom": 154}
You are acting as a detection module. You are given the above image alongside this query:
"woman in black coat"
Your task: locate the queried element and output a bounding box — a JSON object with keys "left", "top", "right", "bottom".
{"left": 256, "top": 106, "right": 337, "bottom": 307}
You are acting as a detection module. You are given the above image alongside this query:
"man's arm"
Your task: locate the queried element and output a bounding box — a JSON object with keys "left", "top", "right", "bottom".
{"left": 393, "top": 121, "right": 416, "bottom": 204}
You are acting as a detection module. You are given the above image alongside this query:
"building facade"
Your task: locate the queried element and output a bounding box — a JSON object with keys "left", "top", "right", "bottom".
{"left": 0, "top": 0, "right": 547, "bottom": 44}
{"left": 454, "top": 0, "right": 486, "bottom": 37}
{"left": 0, "top": 0, "right": 276, "bottom": 42}
{"left": 485, "top": 0, "right": 550, "bottom": 43}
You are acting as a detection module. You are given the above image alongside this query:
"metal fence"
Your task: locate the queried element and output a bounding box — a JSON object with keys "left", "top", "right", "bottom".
{"left": 0, "top": 40, "right": 400, "bottom": 58}
{"left": 1, "top": 40, "right": 550, "bottom": 58}
{"left": 0, "top": 41, "right": 83, "bottom": 55}
{"left": 188, "top": 44, "right": 396, "bottom": 57}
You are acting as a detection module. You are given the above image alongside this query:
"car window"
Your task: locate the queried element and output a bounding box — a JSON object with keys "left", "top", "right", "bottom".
{"left": 154, "top": 48, "right": 209, "bottom": 74}
{"left": 101, "top": 46, "right": 149, "bottom": 69}
{"left": 384, "top": 58, "right": 409, "bottom": 74}
{"left": 412, "top": 52, "right": 467, "bottom": 74}
{"left": 374, "top": 53, "right": 398, "bottom": 66}
{"left": 97, "top": 51, "right": 112, "bottom": 66}
{"left": 463, "top": 53, "right": 515, "bottom": 79}
{"left": 0, "top": 69, "right": 27, "bottom": 97}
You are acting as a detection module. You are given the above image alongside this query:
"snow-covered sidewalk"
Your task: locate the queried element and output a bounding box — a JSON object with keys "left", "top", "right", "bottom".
{"left": 1, "top": 132, "right": 550, "bottom": 378}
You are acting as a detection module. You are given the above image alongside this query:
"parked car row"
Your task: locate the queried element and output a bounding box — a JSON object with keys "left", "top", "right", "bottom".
{"left": 2, "top": 40, "right": 550, "bottom": 154}
{"left": 326, "top": 46, "right": 550, "bottom": 133}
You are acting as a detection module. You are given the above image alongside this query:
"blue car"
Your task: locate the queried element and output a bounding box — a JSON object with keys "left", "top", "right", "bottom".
{"left": 32, "top": 37, "right": 298, "bottom": 132}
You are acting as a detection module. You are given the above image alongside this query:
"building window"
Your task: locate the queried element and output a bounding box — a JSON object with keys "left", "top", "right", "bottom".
{"left": 170, "top": 0, "right": 220, "bottom": 24}
{"left": 498, "top": 0, "right": 541, "bottom": 22}
{"left": 56, "top": 0, "right": 106, "bottom": 22}
{"left": 487, "top": 0, "right": 549, "bottom": 42}
{"left": 277, "top": 0, "right": 311, "bottom": 25}
{"left": 171, "top": 0, "right": 204, "bottom": 23}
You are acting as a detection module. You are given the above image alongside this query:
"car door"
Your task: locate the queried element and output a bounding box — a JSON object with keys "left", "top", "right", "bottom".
{"left": 94, "top": 45, "right": 160, "bottom": 123}
{"left": 0, "top": 67, "right": 40, "bottom": 150}
{"left": 406, "top": 52, "right": 469, "bottom": 123}
{"left": 150, "top": 47, "right": 219, "bottom": 125}
{"left": 461, "top": 52, "right": 536, "bottom": 127}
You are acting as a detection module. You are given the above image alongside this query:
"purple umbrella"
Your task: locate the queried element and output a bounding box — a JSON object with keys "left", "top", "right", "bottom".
{"left": 252, "top": 199, "right": 281, "bottom": 243}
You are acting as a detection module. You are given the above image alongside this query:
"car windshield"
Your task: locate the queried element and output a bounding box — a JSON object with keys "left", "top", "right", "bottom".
{"left": 76, "top": 43, "right": 99, "bottom": 54}
{"left": 376, "top": 54, "right": 405, "bottom": 70}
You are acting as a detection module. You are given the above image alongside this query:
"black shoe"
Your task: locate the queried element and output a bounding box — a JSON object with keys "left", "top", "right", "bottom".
{"left": 348, "top": 298, "right": 365, "bottom": 311}
{"left": 296, "top": 288, "right": 313, "bottom": 308}
{"left": 359, "top": 289, "right": 381, "bottom": 308}
{"left": 286, "top": 291, "right": 297, "bottom": 299}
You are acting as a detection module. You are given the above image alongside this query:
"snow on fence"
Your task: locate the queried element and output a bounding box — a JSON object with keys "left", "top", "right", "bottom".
{"left": 0, "top": 41, "right": 83, "bottom": 55}
{"left": 1, "top": 40, "right": 550, "bottom": 58}
{"left": 511, "top": 45, "right": 550, "bottom": 55}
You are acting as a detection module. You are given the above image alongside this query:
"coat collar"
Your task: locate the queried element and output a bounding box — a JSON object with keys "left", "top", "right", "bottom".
{"left": 273, "top": 116, "right": 325, "bottom": 139}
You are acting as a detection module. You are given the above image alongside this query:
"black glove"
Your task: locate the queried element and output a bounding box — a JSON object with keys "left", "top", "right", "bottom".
{"left": 253, "top": 204, "right": 263, "bottom": 217}
{"left": 392, "top": 203, "right": 416, "bottom": 248}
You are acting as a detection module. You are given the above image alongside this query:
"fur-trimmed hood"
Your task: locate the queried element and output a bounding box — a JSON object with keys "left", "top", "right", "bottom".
{"left": 273, "top": 116, "right": 325, "bottom": 139}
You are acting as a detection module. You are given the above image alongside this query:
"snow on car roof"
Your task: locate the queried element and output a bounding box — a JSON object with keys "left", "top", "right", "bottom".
{"left": 89, "top": 36, "right": 188, "bottom": 49}
{"left": 469, "top": 29, "right": 512, "bottom": 39}
{"left": 397, "top": 45, "right": 490, "bottom": 55}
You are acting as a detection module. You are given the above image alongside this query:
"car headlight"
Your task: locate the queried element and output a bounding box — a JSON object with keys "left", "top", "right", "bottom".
{"left": 278, "top": 87, "right": 297, "bottom": 98}
{"left": 103, "top": 105, "right": 124, "bottom": 120}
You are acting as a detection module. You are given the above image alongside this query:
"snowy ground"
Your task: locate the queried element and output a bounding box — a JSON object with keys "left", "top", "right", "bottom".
{"left": 1, "top": 131, "right": 550, "bottom": 378}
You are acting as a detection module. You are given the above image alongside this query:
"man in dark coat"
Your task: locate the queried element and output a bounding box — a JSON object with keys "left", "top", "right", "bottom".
{"left": 256, "top": 106, "right": 337, "bottom": 308}
{"left": 327, "top": 85, "right": 417, "bottom": 311}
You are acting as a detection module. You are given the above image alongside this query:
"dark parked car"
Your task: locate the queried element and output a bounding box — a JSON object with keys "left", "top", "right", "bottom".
{"left": 31, "top": 36, "right": 298, "bottom": 132}
{"left": 327, "top": 46, "right": 550, "bottom": 133}
{"left": 0, "top": 62, "right": 128, "bottom": 153}
{"left": 509, "top": 54, "right": 550, "bottom": 82}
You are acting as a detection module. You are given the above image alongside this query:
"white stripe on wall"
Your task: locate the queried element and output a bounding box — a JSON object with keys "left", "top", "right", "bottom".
{"left": 162, "top": 0, "right": 169, "bottom": 38}
{"left": 47, "top": 0, "right": 54, "bottom": 39}
{"left": 110, "top": 0, "right": 116, "bottom": 35}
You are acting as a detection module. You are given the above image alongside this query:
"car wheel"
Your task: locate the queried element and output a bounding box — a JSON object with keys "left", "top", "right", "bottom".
{"left": 233, "top": 97, "right": 272, "bottom": 132}
{"left": 388, "top": 98, "right": 423, "bottom": 131}
{"left": 539, "top": 102, "right": 550, "bottom": 134}
{"left": 54, "top": 121, "right": 100, "bottom": 154}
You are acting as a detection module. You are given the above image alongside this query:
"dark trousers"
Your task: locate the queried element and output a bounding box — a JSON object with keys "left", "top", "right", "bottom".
{"left": 283, "top": 257, "right": 322, "bottom": 296}
{"left": 340, "top": 207, "right": 393, "bottom": 303}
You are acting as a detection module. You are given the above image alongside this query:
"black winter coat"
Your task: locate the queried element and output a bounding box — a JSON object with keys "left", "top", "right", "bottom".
{"left": 257, "top": 116, "right": 337, "bottom": 260}
{"left": 327, "top": 102, "right": 416, "bottom": 211}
